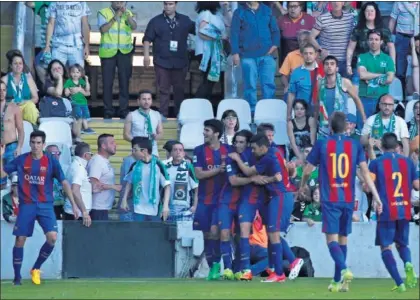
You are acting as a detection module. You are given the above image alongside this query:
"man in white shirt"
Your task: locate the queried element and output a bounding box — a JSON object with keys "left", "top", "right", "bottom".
{"left": 361, "top": 94, "right": 410, "bottom": 157}
{"left": 123, "top": 90, "right": 164, "bottom": 157}
{"left": 63, "top": 142, "right": 92, "bottom": 227}
{"left": 87, "top": 134, "right": 122, "bottom": 220}
{"left": 165, "top": 142, "right": 198, "bottom": 222}
{"left": 121, "top": 138, "right": 171, "bottom": 221}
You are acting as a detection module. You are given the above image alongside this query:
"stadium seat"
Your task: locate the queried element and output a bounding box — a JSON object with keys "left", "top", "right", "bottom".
{"left": 347, "top": 98, "right": 357, "bottom": 116}
{"left": 39, "top": 117, "right": 73, "bottom": 125}
{"left": 216, "top": 99, "right": 252, "bottom": 129}
{"left": 405, "top": 99, "right": 417, "bottom": 123}
{"left": 45, "top": 142, "right": 72, "bottom": 174}
{"left": 178, "top": 98, "right": 214, "bottom": 126}
{"left": 389, "top": 78, "right": 403, "bottom": 102}
{"left": 180, "top": 122, "right": 204, "bottom": 150}
{"left": 21, "top": 121, "right": 34, "bottom": 154}
{"left": 39, "top": 120, "right": 73, "bottom": 148}
{"left": 272, "top": 121, "right": 289, "bottom": 146}
{"left": 254, "top": 99, "right": 287, "bottom": 124}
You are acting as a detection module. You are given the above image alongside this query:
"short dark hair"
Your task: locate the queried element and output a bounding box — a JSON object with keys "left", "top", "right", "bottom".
{"left": 367, "top": 29, "right": 383, "bottom": 40}
{"left": 250, "top": 133, "right": 270, "bottom": 148}
{"left": 204, "top": 119, "right": 223, "bottom": 137}
{"left": 323, "top": 55, "right": 339, "bottom": 66}
{"left": 136, "top": 138, "right": 153, "bottom": 154}
{"left": 287, "top": 1, "right": 303, "bottom": 8}
{"left": 75, "top": 142, "right": 90, "bottom": 157}
{"left": 131, "top": 136, "right": 149, "bottom": 149}
{"left": 195, "top": 1, "right": 221, "bottom": 14}
{"left": 97, "top": 133, "right": 114, "bottom": 150}
{"left": 138, "top": 89, "right": 153, "bottom": 99}
{"left": 381, "top": 133, "right": 399, "bottom": 151}
{"left": 293, "top": 99, "right": 308, "bottom": 110}
{"left": 330, "top": 112, "right": 346, "bottom": 134}
{"left": 301, "top": 43, "right": 316, "bottom": 53}
{"left": 233, "top": 130, "right": 254, "bottom": 145}
{"left": 257, "top": 123, "right": 275, "bottom": 134}
{"left": 30, "top": 130, "right": 47, "bottom": 143}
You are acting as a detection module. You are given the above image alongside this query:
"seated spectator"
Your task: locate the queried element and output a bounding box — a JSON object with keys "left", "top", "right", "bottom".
{"left": 293, "top": 143, "right": 318, "bottom": 188}
{"left": 123, "top": 90, "right": 163, "bottom": 157}
{"left": 277, "top": 2, "right": 315, "bottom": 64}
{"left": 345, "top": 113, "right": 360, "bottom": 140}
{"left": 302, "top": 186, "right": 321, "bottom": 227}
{"left": 44, "top": 59, "right": 68, "bottom": 97}
{"left": 408, "top": 100, "right": 420, "bottom": 140}
{"left": 46, "top": 144, "right": 65, "bottom": 220}
{"left": 1, "top": 52, "right": 39, "bottom": 126}
{"left": 287, "top": 99, "right": 316, "bottom": 162}
{"left": 357, "top": 29, "right": 395, "bottom": 129}
{"left": 279, "top": 30, "right": 311, "bottom": 95}
{"left": 346, "top": 2, "right": 395, "bottom": 91}
{"left": 361, "top": 94, "right": 409, "bottom": 157}
{"left": 220, "top": 109, "right": 239, "bottom": 145}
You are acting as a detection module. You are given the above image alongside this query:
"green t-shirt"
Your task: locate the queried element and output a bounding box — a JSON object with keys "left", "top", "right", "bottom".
{"left": 357, "top": 51, "right": 395, "bottom": 99}
{"left": 303, "top": 202, "right": 322, "bottom": 222}
{"left": 296, "top": 166, "right": 319, "bottom": 189}
{"left": 64, "top": 78, "right": 88, "bottom": 105}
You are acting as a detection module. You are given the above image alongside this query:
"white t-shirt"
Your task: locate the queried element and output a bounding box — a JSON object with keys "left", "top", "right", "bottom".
{"left": 64, "top": 156, "right": 92, "bottom": 216}
{"left": 125, "top": 160, "right": 170, "bottom": 216}
{"left": 87, "top": 154, "right": 116, "bottom": 210}
{"left": 361, "top": 114, "right": 409, "bottom": 140}
{"left": 195, "top": 10, "right": 226, "bottom": 56}
{"left": 130, "top": 109, "right": 161, "bottom": 156}
{"left": 165, "top": 160, "right": 198, "bottom": 208}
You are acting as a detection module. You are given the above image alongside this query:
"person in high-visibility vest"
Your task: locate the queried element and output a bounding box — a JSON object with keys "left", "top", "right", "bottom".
{"left": 98, "top": 1, "right": 137, "bottom": 119}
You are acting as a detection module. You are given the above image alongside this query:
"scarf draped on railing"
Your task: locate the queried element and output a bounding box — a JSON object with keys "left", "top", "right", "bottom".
{"left": 132, "top": 156, "right": 158, "bottom": 206}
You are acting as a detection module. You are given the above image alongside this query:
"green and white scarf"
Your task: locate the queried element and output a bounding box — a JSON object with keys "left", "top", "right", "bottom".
{"left": 371, "top": 113, "right": 396, "bottom": 139}
{"left": 409, "top": 118, "right": 418, "bottom": 140}
{"left": 138, "top": 108, "right": 154, "bottom": 139}
{"left": 132, "top": 156, "right": 158, "bottom": 206}
{"left": 318, "top": 74, "right": 346, "bottom": 127}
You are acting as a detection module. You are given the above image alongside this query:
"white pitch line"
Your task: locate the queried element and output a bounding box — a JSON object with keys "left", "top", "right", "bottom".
{"left": 1, "top": 279, "right": 198, "bottom": 284}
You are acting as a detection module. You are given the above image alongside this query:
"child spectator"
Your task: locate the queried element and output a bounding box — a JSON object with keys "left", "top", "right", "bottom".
{"left": 64, "top": 64, "right": 94, "bottom": 142}
{"left": 303, "top": 186, "right": 322, "bottom": 227}
{"left": 345, "top": 113, "right": 360, "bottom": 141}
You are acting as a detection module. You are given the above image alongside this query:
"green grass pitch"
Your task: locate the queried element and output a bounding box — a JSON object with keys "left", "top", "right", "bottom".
{"left": 1, "top": 278, "right": 419, "bottom": 299}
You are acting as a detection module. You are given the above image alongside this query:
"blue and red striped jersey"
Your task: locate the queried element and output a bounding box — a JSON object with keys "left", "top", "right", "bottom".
{"left": 306, "top": 134, "right": 365, "bottom": 204}
{"left": 4, "top": 152, "right": 65, "bottom": 205}
{"left": 193, "top": 143, "right": 230, "bottom": 205}
{"left": 369, "top": 152, "right": 418, "bottom": 221}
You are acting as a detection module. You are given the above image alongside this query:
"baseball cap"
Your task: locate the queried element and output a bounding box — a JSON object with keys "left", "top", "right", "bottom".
{"left": 346, "top": 113, "right": 357, "bottom": 124}
{"left": 162, "top": 140, "right": 178, "bottom": 152}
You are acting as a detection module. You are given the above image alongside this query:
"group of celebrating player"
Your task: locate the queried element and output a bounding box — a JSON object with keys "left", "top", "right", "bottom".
{"left": 191, "top": 112, "right": 418, "bottom": 292}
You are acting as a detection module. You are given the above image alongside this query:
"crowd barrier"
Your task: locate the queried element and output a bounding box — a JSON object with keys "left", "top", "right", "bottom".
{"left": 1, "top": 221, "right": 418, "bottom": 279}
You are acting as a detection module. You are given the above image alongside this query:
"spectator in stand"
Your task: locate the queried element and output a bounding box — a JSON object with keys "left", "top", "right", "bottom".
{"left": 286, "top": 43, "right": 324, "bottom": 119}
{"left": 302, "top": 186, "right": 321, "bottom": 226}
{"left": 317, "top": 55, "right": 366, "bottom": 138}
{"left": 44, "top": 1, "right": 91, "bottom": 68}
{"left": 292, "top": 142, "right": 318, "bottom": 188}
{"left": 123, "top": 90, "right": 163, "bottom": 157}
{"left": 279, "top": 30, "right": 311, "bottom": 96}
{"left": 310, "top": 1, "right": 354, "bottom": 78}
{"left": 377, "top": 2, "right": 394, "bottom": 28}
{"left": 46, "top": 145, "right": 65, "bottom": 220}
{"left": 346, "top": 2, "right": 395, "bottom": 92}
{"left": 231, "top": 1, "right": 280, "bottom": 116}
{"left": 64, "top": 64, "right": 94, "bottom": 143}
{"left": 220, "top": 109, "right": 239, "bottom": 145}
{"left": 87, "top": 134, "right": 122, "bottom": 220}
{"left": 162, "top": 140, "right": 178, "bottom": 164}
{"left": 44, "top": 59, "right": 68, "bottom": 98}
{"left": 98, "top": 1, "right": 137, "bottom": 119}
{"left": 389, "top": 2, "right": 419, "bottom": 94}
{"left": 287, "top": 99, "right": 316, "bottom": 162}
{"left": 143, "top": 1, "right": 194, "bottom": 118}
{"left": 361, "top": 94, "right": 410, "bottom": 157}
{"left": 1, "top": 52, "right": 39, "bottom": 126}
{"left": 357, "top": 29, "right": 395, "bottom": 130}
{"left": 345, "top": 113, "right": 360, "bottom": 141}
{"left": 63, "top": 142, "right": 92, "bottom": 227}
{"left": 277, "top": 2, "right": 315, "bottom": 64}
{"left": 194, "top": 2, "right": 227, "bottom": 108}
{"left": 408, "top": 100, "right": 420, "bottom": 140}
{"left": 121, "top": 138, "right": 171, "bottom": 222}
{"left": 409, "top": 37, "right": 420, "bottom": 96}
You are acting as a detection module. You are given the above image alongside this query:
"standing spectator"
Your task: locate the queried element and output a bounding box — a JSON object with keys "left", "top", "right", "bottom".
{"left": 63, "top": 142, "right": 92, "bottom": 227}
{"left": 1, "top": 53, "right": 39, "bottom": 126}
{"left": 44, "top": 1, "right": 91, "bottom": 67}
{"left": 231, "top": 1, "right": 280, "bottom": 116}
{"left": 279, "top": 30, "right": 311, "bottom": 95}
{"left": 87, "top": 134, "right": 122, "bottom": 220}
{"left": 220, "top": 109, "right": 239, "bottom": 145}
{"left": 377, "top": 2, "right": 394, "bottom": 27}
{"left": 120, "top": 138, "right": 171, "bottom": 222}
{"left": 357, "top": 29, "right": 395, "bottom": 129}
{"left": 318, "top": 55, "right": 366, "bottom": 138}
{"left": 286, "top": 43, "right": 324, "bottom": 119}
{"left": 123, "top": 90, "right": 163, "bottom": 157}
{"left": 389, "top": 2, "right": 419, "bottom": 93}
{"left": 98, "top": 1, "right": 137, "bottom": 119}
{"left": 143, "top": 1, "right": 194, "bottom": 118}
{"left": 45, "top": 145, "right": 65, "bottom": 220}
{"left": 44, "top": 59, "right": 67, "bottom": 97}
{"left": 346, "top": 2, "right": 395, "bottom": 91}
{"left": 408, "top": 100, "right": 420, "bottom": 140}
{"left": 277, "top": 2, "right": 315, "bottom": 64}
{"left": 310, "top": 1, "right": 354, "bottom": 78}
{"left": 165, "top": 142, "right": 198, "bottom": 222}
{"left": 194, "top": 2, "right": 227, "bottom": 107}
{"left": 361, "top": 94, "right": 410, "bottom": 157}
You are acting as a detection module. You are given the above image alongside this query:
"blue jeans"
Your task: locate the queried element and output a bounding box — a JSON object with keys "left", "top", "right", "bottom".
{"left": 133, "top": 213, "right": 161, "bottom": 222}
{"left": 357, "top": 97, "right": 378, "bottom": 129}
{"left": 52, "top": 45, "right": 84, "bottom": 67}
{"left": 395, "top": 33, "right": 411, "bottom": 82}
{"left": 241, "top": 55, "right": 276, "bottom": 113}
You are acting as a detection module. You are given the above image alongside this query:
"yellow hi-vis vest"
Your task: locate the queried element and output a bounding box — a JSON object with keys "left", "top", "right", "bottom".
{"left": 98, "top": 7, "right": 133, "bottom": 58}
